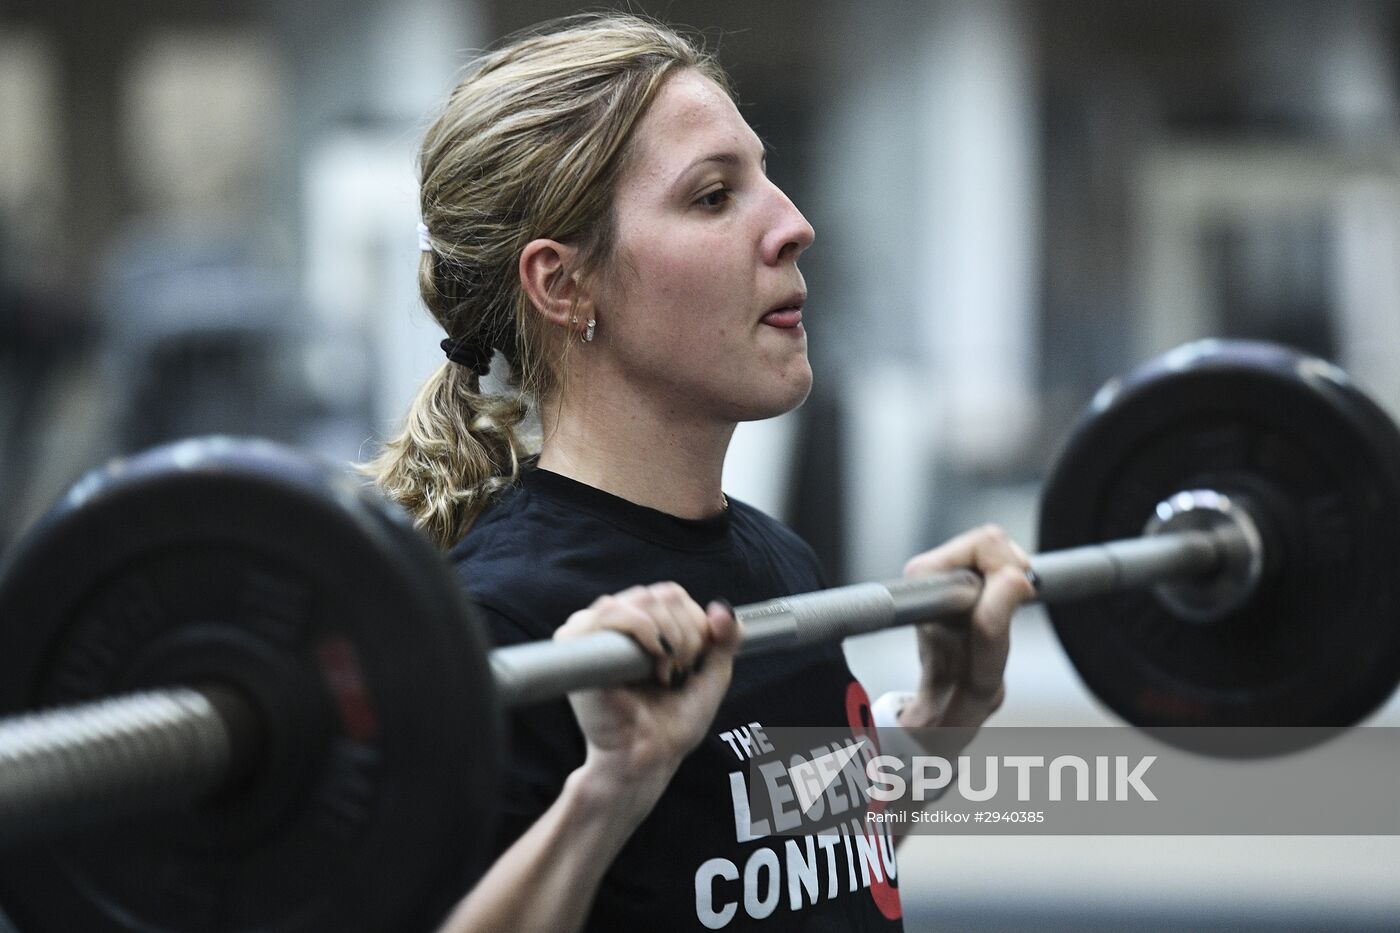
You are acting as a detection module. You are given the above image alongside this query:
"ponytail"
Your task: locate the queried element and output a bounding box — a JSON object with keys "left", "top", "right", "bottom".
{"left": 364, "top": 362, "right": 529, "bottom": 549}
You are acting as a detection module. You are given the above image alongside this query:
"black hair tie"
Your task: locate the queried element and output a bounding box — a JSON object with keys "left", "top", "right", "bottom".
{"left": 440, "top": 336, "right": 493, "bottom": 377}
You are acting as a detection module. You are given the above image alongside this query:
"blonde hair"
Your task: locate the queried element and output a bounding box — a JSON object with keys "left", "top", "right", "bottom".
{"left": 362, "top": 12, "right": 731, "bottom": 549}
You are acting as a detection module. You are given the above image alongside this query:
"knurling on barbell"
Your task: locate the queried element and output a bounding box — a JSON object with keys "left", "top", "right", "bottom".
{"left": 0, "top": 340, "right": 1396, "bottom": 933}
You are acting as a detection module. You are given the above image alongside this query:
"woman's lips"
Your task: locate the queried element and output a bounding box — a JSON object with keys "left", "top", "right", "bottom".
{"left": 761, "top": 307, "right": 803, "bottom": 328}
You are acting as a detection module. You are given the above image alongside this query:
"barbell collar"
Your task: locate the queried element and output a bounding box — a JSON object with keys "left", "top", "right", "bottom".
{"left": 1141, "top": 490, "right": 1266, "bottom": 624}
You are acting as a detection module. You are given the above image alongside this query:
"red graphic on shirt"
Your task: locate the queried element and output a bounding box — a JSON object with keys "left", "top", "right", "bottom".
{"left": 846, "top": 681, "right": 902, "bottom": 921}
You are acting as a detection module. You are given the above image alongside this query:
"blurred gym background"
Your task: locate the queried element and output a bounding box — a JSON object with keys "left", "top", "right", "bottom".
{"left": 1, "top": 0, "right": 1397, "bottom": 929}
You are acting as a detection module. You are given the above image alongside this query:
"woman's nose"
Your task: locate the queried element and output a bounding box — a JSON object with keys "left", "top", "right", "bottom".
{"left": 763, "top": 182, "right": 816, "bottom": 264}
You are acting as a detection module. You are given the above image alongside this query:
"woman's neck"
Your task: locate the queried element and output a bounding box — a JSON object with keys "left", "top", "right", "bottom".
{"left": 536, "top": 386, "right": 734, "bottom": 520}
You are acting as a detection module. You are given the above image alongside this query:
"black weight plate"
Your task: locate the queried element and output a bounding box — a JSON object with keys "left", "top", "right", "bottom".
{"left": 1040, "top": 341, "right": 1400, "bottom": 748}
{"left": 0, "top": 437, "right": 499, "bottom": 932}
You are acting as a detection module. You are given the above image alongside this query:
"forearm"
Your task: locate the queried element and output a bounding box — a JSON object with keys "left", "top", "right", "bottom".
{"left": 883, "top": 722, "right": 944, "bottom": 847}
{"left": 437, "top": 766, "right": 658, "bottom": 933}
{"left": 868, "top": 691, "right": 963, "bottom": 846}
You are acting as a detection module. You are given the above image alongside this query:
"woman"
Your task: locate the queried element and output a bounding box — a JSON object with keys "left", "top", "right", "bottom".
{"left": 366, "top": 13, "right": 1033, "bottom": 932}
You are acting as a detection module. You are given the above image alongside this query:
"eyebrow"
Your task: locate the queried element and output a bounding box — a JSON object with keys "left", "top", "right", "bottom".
{"left": 671, "top": 145, "right": 769, "bottom": 189}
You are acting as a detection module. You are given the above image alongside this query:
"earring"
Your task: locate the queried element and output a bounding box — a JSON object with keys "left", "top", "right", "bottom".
{"left": 584, "top": 318, "right": 596, "bottom": 342}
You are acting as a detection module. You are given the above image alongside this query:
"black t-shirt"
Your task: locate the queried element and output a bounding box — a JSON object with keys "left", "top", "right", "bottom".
{"left": 451, "top": 466, "right": 905, "bottom": 931}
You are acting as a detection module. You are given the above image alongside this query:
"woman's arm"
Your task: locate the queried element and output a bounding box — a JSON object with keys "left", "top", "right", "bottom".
{"left": 880, "top": 525, "right": 1035, "bottom": 844}
{"left": 435, "top": 760, "right": 662, "bottom": 933}
{"left": 900, "top": 524, "right": 1034, "bottom": 733}
{"left": 438, "top": 585, "right": 740, "bottom": 933}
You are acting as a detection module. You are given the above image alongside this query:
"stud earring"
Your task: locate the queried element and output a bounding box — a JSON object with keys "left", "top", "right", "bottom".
{"left": 584, "top": 319, "right": 596, "bottom": 342}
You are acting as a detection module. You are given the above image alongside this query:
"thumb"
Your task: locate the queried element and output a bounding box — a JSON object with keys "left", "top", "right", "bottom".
{"left": 705, "top": 600, "right": 743, "bottom": 653}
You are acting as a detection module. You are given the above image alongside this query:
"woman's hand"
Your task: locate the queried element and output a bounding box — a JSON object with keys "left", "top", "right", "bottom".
{"left": 439, "top": 587, "right": 739, "bottom": 933}
{"left": 554, "top": 582, "right": 741, "bottom": 811}
{"left": 900, "top": 525, "right": 1035, "bottom": 732}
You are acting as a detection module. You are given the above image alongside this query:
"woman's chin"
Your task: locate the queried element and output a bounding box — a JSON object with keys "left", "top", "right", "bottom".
{"left": 732, "top": 370, "right": 814, "bottom": 422}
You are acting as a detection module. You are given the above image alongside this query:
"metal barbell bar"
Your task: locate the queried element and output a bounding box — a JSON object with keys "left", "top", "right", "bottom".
{"left": 492, "top": 489, "right": 1260, "bottom": 705}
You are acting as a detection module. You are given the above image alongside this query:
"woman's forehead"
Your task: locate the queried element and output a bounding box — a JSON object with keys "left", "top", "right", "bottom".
{"left": 631, "top": 71, "right": 762, "bottom": 176}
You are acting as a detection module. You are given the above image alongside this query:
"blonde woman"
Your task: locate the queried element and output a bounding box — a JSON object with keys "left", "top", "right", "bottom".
{"left": 366, "top": 13, "right": 1033, "bottom": 932}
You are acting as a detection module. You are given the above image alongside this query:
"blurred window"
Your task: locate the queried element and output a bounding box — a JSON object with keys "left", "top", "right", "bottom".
{"left": 123, "top": 30, "right": 284, "bottom": 216}
{"left": 0, "top": 29, "right": 61, "bottom": 259}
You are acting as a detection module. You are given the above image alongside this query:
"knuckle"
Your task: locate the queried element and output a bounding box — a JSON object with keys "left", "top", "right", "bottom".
{"left": 905, "top": 553, "right": 934, "bottom": 575}
{"left": 626, "top": 603, "right": 660, "bottom": 626}
{"left": 652, "top": 581, "right": 687, "bottom": 603}
{"left": 556, "top": 610, "right": 592, "bottom": 638}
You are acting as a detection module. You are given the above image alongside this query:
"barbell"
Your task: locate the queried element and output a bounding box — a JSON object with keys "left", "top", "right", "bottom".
{"left": 0, "top": 339, "right": 1397, "bottom": 932}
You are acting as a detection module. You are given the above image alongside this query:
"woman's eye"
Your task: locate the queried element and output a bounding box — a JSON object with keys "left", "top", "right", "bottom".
{"left": 696, "top": 187, "right": 731, "bottom": 209}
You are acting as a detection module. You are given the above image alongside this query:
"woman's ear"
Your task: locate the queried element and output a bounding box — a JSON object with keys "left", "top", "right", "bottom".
{"left": 519, "top": 239, "right": 593, "bottom": 333}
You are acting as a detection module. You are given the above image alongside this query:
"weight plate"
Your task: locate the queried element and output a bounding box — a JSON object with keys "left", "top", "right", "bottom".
{"left": 0, "top": 437, "right": 498, "bottom": 932}
{"left": 1040, "top": 341, "right": 1400, "bottom": 750}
